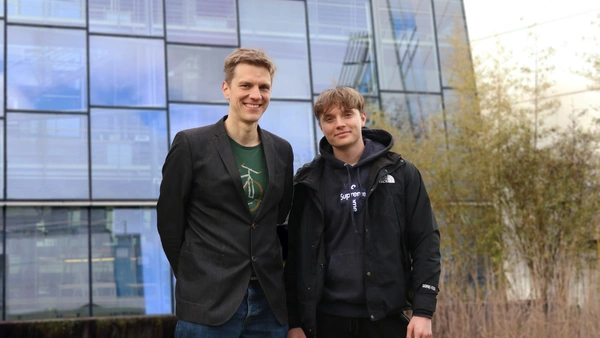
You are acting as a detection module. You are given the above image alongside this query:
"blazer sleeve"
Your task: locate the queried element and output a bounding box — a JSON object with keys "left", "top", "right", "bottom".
{"left": 157, "top": 131, "right": 193, "bottom": 277}
{"left": 403, "top": 161, "right": 441, "bottom": 318}
{"left": 278, "top": 142, "right": 294, "bottom": 225}
{"left": 284, "top": 183, "right": 306, "bottom": 329}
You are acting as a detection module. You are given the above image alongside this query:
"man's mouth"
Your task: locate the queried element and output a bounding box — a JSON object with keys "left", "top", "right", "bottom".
{"left": 244, "top": 103, "right": 261, "bottom": 108}
{"left": 335, "top": 131, "right": 350, "bottom": 137}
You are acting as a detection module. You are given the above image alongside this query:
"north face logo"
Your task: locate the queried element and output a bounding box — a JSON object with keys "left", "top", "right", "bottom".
{"left": 379, "top": 174, "right": 395, "bottom": 184}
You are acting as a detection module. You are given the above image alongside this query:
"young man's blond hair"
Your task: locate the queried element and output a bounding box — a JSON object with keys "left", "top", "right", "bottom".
{"left": 223, "top": 48, "right": 277, "bottom": 84}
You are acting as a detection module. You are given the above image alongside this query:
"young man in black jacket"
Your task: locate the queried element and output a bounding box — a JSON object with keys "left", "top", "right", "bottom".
{"left": 284, "top": 87, "right": 440, "bottom": 338}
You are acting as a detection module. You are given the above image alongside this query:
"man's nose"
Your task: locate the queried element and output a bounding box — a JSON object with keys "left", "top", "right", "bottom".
{"left": 249, "top": 86, "right": 261, "bottom": 100}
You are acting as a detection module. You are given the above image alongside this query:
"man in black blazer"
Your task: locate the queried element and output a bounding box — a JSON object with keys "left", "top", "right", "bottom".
{"left": 157, "top": 48, "right": 294, "bottom": 338}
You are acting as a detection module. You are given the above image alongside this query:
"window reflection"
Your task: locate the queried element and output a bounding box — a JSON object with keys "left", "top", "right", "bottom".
{"left": 258, "top": 101, "right": 316, "bottom": 171}
{"left": 0, "top": 209, "right": 4, "bottom": 319}
{"left": 434, "top": 0, "right": 470, "bottom": 87}
{"left": 6, "top": 207, "right": 89, "bottom": 320}
{"left": 91, "top": 109, "right": 168, "bottom": 199}
{"left": 307, "top": 0, "right": 378, "bottom": 95}
{"left": 0, "top": 22, "right": 4, "bottom": 117}
{"left": 240, "top": 0, "right": 311, "bottom": 99}
{"left": 167, "top": 46, "right": 233, "bottom": 103}
{"left": 0, "top": 127, "right": 4, "bottom": 199}
{"left": 90, "top": 208, "right": 171, "bottom": 316}
{"left": 381, "top": 93, "right": 442, "bottom": 137}
{"left": 90, "top": 36, "right": 166, "bottom": 107}
{"left": 166, "top": 0, "right": 237, "bottom": 45}
{"left": 7, "top": 113, "right": 89, "bottom": 199}
{"left": 89, "top": 0, "right": 164, "bottom": 36}
{"left": 7, "top": 26, "right": 87, "bottom": 112}
{"left": 373, "top": 0, "right": 441, "bottom": 92}
{"left": 7, "top": 0, "right": 86, "bottom": 26}
{"left": 168, "top": 104, "right": 229, "bottom": 144}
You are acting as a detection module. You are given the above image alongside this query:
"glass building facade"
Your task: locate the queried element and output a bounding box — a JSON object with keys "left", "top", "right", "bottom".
{"left": 0, "top": 0, "right": 470, "bottom": 320}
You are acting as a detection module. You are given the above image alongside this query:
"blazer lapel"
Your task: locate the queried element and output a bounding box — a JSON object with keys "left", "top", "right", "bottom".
{"left": 254, "top": 126, "right": 275, "bottom": 220}
{"left": 212, "top": 118, "right": 249, "bottom": 213}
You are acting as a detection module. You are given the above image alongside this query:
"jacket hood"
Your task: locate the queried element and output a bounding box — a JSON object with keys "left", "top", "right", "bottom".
{"left": 294, "top": 128, "right": 395, "bottom": 188}
{"left": 319, "top": 127, "right": 394, "bottom": 168}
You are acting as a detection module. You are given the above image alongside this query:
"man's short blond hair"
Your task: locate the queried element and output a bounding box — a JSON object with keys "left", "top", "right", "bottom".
{"left": 223, "top": 48, "right": 277, "bottom": 84}
{"left": 313, "top": 87, "right": 365, "bottom": 120}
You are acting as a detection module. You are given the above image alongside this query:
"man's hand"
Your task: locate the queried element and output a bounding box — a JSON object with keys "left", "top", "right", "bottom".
{"left": 287, "top": 327, "right": 306, "bottom": 338}
{"left": 406, "top": 315, "right": 432, "bottom": 338}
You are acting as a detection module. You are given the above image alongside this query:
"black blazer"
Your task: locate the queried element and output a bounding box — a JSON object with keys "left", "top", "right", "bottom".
{"left": 157, "top": 116, "right": 294, "bottom": 325}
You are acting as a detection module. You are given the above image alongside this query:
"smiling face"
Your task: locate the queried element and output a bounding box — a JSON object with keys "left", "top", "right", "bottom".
{"left": 319, "top": 106, "right": 366, "bottom": 153}
{"left": 222, "top": 63, "right": 272, "bottom": 125}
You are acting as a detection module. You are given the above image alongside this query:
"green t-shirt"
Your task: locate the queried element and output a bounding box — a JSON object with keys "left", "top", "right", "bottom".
{"left": 229, "top": 138, "right": 268, "bottom": 218}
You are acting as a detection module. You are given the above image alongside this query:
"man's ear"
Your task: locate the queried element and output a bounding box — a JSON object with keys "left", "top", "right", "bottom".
{"left": 360, "top": 111, "right": 367, "bottom": 126}
{"left": 222, "top": 81, "right": 230, "bottom": 100}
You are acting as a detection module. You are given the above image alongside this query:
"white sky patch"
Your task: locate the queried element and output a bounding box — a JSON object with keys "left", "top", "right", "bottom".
{"left": 462, "top": 0, "right": 600, "bottom": 125}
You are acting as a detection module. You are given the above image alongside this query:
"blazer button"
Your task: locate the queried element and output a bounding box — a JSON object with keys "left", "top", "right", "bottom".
{"left": 366, "top": 272, "right": 371, "bottom": 276}
{"left": 251, "top": 223, "right": 257, "bottom": 229}
{"left": 252, "top": 256, "right": 257, "bottom": 262}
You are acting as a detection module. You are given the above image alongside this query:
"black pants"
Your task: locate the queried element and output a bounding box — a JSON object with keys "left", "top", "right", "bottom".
{"left": 316, "top": 312, "right": 408, "bottom": 338}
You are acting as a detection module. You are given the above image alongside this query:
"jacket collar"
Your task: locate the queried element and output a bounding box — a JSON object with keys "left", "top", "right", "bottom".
{"left": 212, "top": 115, "right": 275, "bottom": 220}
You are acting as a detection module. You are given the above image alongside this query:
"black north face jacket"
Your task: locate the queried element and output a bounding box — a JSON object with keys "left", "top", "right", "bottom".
{"left": 284, "top": 128, "right": 441, "bottom": 336}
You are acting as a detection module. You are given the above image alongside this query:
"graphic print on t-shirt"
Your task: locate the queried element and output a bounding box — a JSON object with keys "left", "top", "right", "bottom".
{"left": 229, "top": 137, "right": 268, "bottom": 218}
{"left": 241, "top": 163, "right": 263, "bottom": 212}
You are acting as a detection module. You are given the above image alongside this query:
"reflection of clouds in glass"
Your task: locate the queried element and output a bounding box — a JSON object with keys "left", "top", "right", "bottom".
{"left": 169, "top": 104, "right": 229, "bottom": 143}
{"left": 7, "top": 0, "right": 86, "bottom": 26}
{"left": 7, "top": 26, "right": 87, "bottom": 111}
{"left": 6, "top": 207, "right": 90, "bottom": 318}
{"left": 167, "top": 46, "right": 233, "bottom": 103}
{"left": 307, "top": 0, "right": 378, "bottom": 94}
{"left": 258, "top": 101, "right": 316, "bottom": 171}
{"left": 381, "top": 93, "right": 442, "bottom": 136}
{"left": 239, "top": 0, "right": 311, "bottom": 99}
{"left": 89, "top": 0, "right": 164, "bottom": 36}
{"left": 90, "top": 36, "right": 166, "bottom": 107}
{"left": 90, "top": 109, "right": 168, "bottom": 199}
{"left": 7, "top": 113, "right": 89, "bottom": 199}
{"left": 165, "top": 0, "right": 238, "bottom": 45}
{"left": 92, "top": 208, "right": 171, "bottom": 314}
{"left": 372, "top": 0, "right": 440, "bottom": 92}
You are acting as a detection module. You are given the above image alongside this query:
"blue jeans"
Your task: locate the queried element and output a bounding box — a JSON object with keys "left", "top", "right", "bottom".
{"left": 175, "top": 280, "right": 288, "bottom": 338}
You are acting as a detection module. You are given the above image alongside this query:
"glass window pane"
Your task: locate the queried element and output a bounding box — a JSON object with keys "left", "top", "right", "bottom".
{"left": 7, "top": 0, "right": 86, "bottom": 27}
{"left": 0, "top": 22, "right": 4, "bottom": 116}
{"left": 7, "top": 113, "right": 89, "bottom": 199}
{"left": 90, "top": 208, "right": 172, "bottom": 316}
{"left": 167, "top": 46, "right": 233, "bottom": 103}
{"left": 373, "top": 0, "right": 441, "bottom": 92}
{"left": 6, "top": 207, "right": 89, "bottom": 320}
{"left": 7, "top": 26, "right": 87, "bottom": 112}
{"left": 240, "top": 0, "right": 311, "bottom": 99}
{"left": 381, "top": 93, "right": 442, "bottom": 137}
{"left": 91, "top": 109, "right": 168, "bottom": 199}
{"left": 89, "top": 0, "right": 164, "bottom": 36}
{"left": 168, "top": 104, "right": 228, "bottom": 144}
{"left": 307, "top": 0, "right": 378, "bottom": 95}
{"left": 166, "top": 0, "right": 237, "bottom": 45}
{"left": 258, "top": 101, "right": 316, "bottom": 170}
{"left": 90, "top": 36, "right": 166, "bottom": 107}
{"left": 434, "top": 0, "right": 469, "bottom": 87}
{"left": 0, "top": 209, "right": 3, "bottom": 319}
{"left": 0, "top": 126, "right": 4, "bottom": 199}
